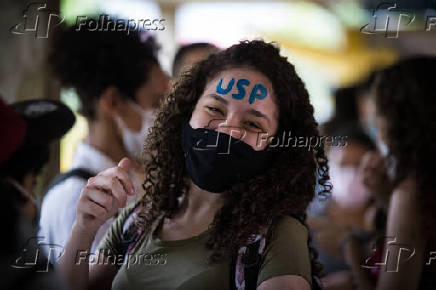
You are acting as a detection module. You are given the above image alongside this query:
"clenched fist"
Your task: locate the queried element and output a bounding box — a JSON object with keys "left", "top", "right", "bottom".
{"left": 74, "top": 157, "right": 135, "bottom": 236}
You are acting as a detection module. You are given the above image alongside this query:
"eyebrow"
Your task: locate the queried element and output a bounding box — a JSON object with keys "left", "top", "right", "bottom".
{"left": 207, "top": 94, "right": 228, "bottom": 104}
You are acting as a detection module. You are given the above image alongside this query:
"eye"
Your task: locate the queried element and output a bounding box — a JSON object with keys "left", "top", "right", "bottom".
{"left": 245, "top": 120, "right": 262, "bottom": 130}
{"left": 206, "top": 106, "right": 224, "bottom": 115}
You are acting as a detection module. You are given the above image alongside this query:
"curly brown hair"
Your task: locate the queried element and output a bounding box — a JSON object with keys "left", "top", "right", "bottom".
{"left": 139, "top": 40, "right": 331, "bottom": 278}
{"left": 373, "top": 56, "right": 436, "bottom": 240}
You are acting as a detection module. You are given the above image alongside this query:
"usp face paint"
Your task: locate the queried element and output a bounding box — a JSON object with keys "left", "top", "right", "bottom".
{"left": 216, "top": 77, "right": 268, "bottom": 104}
{"left": 232, "top": 78, "right": 250, "bottom": 100}
{"left": 216, "top": 78, "right": 235, "bottom": 95}
{"left": 248, "top": 83, "right": 267, "bottom": 104}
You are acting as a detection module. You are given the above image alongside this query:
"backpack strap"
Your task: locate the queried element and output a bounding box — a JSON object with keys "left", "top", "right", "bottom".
{"left": 231, "top": 225, "right": 270, "bottom": 290}
{"left": 46, "top": 168, "right": 94, "bottom": 192}
{"left": 120, "top": 203, "right": 146, "bottom": 263}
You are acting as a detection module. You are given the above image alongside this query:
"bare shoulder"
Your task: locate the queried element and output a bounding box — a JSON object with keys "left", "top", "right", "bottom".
{"left": 387, "top": 177, "right": 423, "bottom": 244}
{"left": 394, "top": 178, "right": 417, "bottom": 196}
{"left": 390, "top": 178, "right": 419, "bottom": 215}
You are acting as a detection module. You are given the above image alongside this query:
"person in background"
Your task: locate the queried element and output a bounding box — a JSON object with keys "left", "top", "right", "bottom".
{"left": 355, "top": 72, "right": 378, "bottom": 143}
{"left": 172, "top": 42, "right": 219, "bottom": 79}
{"left": 343, "top": 56, "right": 436, "bottom": 290}
{"left": 0, "top": 98, "right": 74, "bottom": 290}
{"left": 38, "top": 20, "right": 169, "bottom": 260}
{"left": 309, "top": 122, "right": 376, "bottom": 290}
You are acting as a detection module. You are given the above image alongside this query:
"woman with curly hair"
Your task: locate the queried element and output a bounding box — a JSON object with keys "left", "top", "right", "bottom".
{"left": 343, "top": 56, "right": 436, "bottom": 290}
{"left": 57, "top": 40, "right": 330, "bottom": 290}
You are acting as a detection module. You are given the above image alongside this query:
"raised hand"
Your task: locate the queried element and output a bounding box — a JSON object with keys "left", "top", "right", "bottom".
{"left": 74, "top": 157, "right": 135, "bottom": 236}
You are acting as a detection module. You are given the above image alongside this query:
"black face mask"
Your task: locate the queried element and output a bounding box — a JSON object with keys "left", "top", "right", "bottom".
{"left": 181, "top": 123, "right": 274, "bottom": 193}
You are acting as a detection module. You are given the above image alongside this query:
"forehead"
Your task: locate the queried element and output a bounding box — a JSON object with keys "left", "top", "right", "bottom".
{"left": 203, "top": 67, "right": 276, "bottom": 110}
{"left": 205, "top": 68, "right": 273, "bottom": 93}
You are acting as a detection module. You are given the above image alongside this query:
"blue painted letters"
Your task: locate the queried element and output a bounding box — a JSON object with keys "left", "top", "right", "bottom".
{"left": 215, "top": 77, "right": 268, "bottom": 104}
{"left": 232, "top": 78, "right": 250, "bottom": 100}
{"left": 248, "top": 84, "right": 267, "bottom": 104}
{"left": 216, "top": 78, "right": 235, "bottom": 94}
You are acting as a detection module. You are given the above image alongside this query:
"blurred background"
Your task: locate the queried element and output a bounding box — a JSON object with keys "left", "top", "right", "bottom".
{"left": 1, "top": 0, "right": 435, "bottom": 193}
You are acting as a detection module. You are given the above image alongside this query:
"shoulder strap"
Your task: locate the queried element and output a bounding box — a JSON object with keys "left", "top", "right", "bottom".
{"left": 120, "top": 203, "right": 145, "bottom": 263}
{"left": 230, "top": 226, "right": 269, "bottom": 290}
{"left": 230, "top": 238, "right": 264, "bottom": 290}
{"left": 46, "top": 168, "right": 94, "bottom": 192}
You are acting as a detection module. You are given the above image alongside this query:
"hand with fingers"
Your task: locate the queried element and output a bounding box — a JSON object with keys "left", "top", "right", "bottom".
{"left": 75, "top": 157, "right": 136, "bottom": 236}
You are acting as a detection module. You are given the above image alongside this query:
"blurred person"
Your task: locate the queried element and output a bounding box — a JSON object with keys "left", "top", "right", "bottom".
{"left": 309, "top": 122, "right": 376, "bottom": 290}
{"left": 355, "top": 72, "right": 378, "bottom": 142}
{"left": 172, "top": 42, "right": 219, "bottom": 79}
{"left": 56, "top": 40, "right": 330, "bottom": 290}
{"left": 343, "top": 56, "right": 436, "bottom": 290}
{"left": 326, "top": 123, "right": 376, "bottom": 223}
{"left": 0, "top": 98, "right": 74, "bottom": 290}
{"left": 38, "top": 21, "right": 169, "bottom": 260}
{"left": 0, "top": 98, "right": 75, "bottom": 224}
{"left": 308, "top": 85, "right": 361, "bottom": 219}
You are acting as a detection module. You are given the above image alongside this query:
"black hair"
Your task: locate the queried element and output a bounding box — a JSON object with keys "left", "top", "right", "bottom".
{"left": 172, "top": 42, "right": 218, "bottom": 77}
{"left": 0, "top": 145, "right": 50, "bottom": 184}
{"left": 323, "top": 120, "right": 376, "bottom": 151}
{"left": 0, "top": 180, "right": 21, "bottom": 253}
{"left": 332, "top": 87, "right": 359, "bottom": 122}
{"left": 49, "top": 17, "right": 159, "bottom": 120}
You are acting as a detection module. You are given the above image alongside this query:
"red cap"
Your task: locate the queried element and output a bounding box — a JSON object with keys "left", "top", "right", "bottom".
{"left": 0, "top": 98, "right": 26, "bottom": 166}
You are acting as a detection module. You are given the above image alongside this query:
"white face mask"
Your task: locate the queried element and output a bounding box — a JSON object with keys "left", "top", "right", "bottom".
{"left": 376, "top": 139, "right": 397, "bottom": 180}
{"left": 329, "top": 165, "right": 370, "bottom": 209}
{"left": 114, "top": 102, "right": 156, "bottom": 159}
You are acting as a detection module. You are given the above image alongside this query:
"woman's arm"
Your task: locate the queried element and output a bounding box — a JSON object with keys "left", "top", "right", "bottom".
{"left": 257, "top": 275, "right": 310, "bottom": 290}
{"left": 256, "top": 216, "right": 313, "bottom": 290}
{"left": 345, "top": 178, "right": 426, "bottom": 290}
{"left": 343, "top": 237, "right": 373, "bottom": 290}
{"left": 376, "top": 179, "right": 425, "bottom": 290}
{"left": 57, "top": 158, "right": 135, "bottom": 290}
